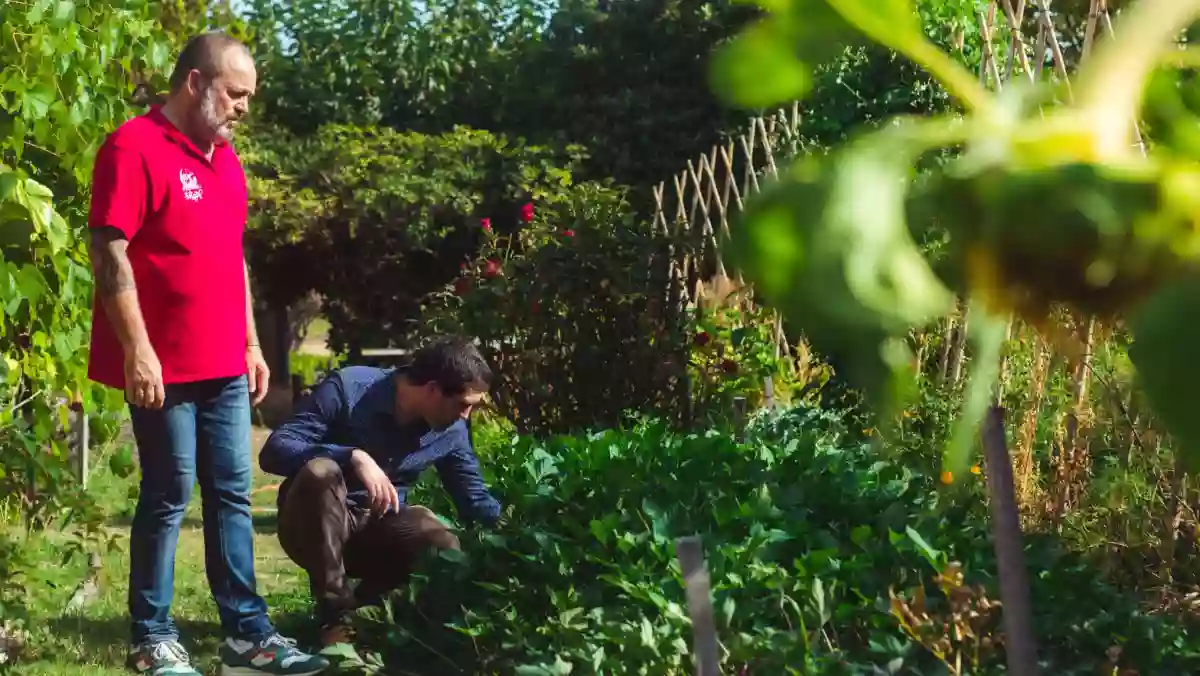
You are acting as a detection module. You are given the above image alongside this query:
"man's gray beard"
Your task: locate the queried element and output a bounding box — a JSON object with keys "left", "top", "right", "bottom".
{"left": 200, "top": 86, "right": 234, "bottom": 141}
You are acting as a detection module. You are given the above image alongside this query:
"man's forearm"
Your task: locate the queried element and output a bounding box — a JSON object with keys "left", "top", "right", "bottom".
{"left": 244, "top": 258, "right": 259, "bottom": 348}
{"left": 91, "top": 228, "right": 150, "bottom": 355}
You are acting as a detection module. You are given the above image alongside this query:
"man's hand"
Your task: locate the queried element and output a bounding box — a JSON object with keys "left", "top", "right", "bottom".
{"left": 247, "top": 345, "right": 270, "bottom": 406}
{"left": 350, "top": 449, "right": 399, "bottom": 515}
{"left": 124, "top": 344, "right": 165, "bottom": 409}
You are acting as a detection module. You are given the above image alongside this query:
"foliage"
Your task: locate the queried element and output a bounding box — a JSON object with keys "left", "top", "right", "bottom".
{"left": 289, "top": 352, "right": 346, "bottom": 388}
{"left": 420, "top": 184, "right": 689, "bottom": 435}
{"left": 360, "top": 404, "right": 1200, "bottom": 674}
{"left": 711, "top": 0, "right": 1200, "bottom": 474}
{"left": 241, "top": 123, "right": 585, "bottom": 352}
{"left": 419, "top": 186, "right": 803, "bottom": 436}
{"left": 0, "top": 1, "right": 178, "bottom": 528}
{"left": 242, "top": 0, "right": 755, "bottom": 193}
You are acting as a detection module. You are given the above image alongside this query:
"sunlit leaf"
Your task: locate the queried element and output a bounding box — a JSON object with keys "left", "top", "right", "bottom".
{"left": 709, "top": 20, "right": 812, "bottom": 110}
{"left": 727, "top": 122, "right": 954, "bottom": 420}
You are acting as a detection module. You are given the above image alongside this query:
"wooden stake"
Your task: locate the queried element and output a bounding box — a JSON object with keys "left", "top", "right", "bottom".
{"left": 676, "top": 536, "right": 720, "bottom": 676}
{"left": 981, "top": 406, "right": 1039, "bottom": 675}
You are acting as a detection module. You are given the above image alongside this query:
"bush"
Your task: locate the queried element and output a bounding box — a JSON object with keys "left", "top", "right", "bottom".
{"left": 420, "top": 183, "right": 684, "bottom": 434}
{"left": 364, "top": 405, "right": 1200, "bottom": 675}
{"left": 419, "top": 182, "right": 806, "bottom": 436}
{"left": 242, "top": 123, "right": 586, "bottom": 353}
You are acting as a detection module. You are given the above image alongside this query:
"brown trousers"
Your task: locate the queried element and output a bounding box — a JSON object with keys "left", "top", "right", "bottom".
{"left": 277, "top": 457, "right": 460, "bottom": 625}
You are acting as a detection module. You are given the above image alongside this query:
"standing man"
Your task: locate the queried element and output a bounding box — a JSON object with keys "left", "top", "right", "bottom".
{"left": 88, "top": 32, "right": 330, "bottom": 676}
{"left": 259, "top": 335, "right": 503, "bottom": 664}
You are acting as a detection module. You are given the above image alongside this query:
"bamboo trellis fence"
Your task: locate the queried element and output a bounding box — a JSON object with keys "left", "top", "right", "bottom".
{"left": 647, "top": 0, "right": 1147, "bottom": 517}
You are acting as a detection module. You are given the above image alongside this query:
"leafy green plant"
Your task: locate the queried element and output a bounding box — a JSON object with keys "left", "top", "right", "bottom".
{"left": 242, "top": 123, "right": 586, "bottom": 353}
{"left": 710, "top": 0, "right": 1200, "bottom": 475}
{"left": 347, "top": 405, "right": 1200, "bottom": 674}
{"left": 688, "top": 302, "right": 821, "bottom": 421}
{"left": 0, "top": 0, "right": 176, "bottom": 514}
{"left": 421, "top": 185, "right": 695, "bottom": 435}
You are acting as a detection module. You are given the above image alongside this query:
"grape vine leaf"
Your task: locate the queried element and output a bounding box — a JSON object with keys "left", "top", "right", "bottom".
{"left": 1129, "top": 272, "right": 1200, "bottom": 472}
{"left": 21, "top": 84, "right": 56, "bottom": 121}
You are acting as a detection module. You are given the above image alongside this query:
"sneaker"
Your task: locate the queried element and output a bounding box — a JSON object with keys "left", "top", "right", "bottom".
{"left": 127, "top": 639, "right": 201, "bottom": 676}
{"left": 218, "top": 633, "right": 330, "bottom": 676}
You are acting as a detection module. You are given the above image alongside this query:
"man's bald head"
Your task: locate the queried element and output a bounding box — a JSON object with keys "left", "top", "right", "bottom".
{"left": 168, "top": 32, "right": 252, "bottom": 93}
{"left": 161, "top": 31, "right": 257, "bottom": 149}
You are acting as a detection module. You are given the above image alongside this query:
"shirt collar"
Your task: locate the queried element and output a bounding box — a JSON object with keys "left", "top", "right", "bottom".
{"left": 146, "top": 104, "right": 229, "bottom": 160}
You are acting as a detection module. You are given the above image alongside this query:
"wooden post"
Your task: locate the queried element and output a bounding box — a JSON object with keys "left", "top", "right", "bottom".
{"left": 981, "top": 406, "right": 1039, "bottom": 675}
{"left": 676, "top": 536, "right": 720, "bottom": 676}
{"left": 732, "top": 396, "right": 748, "bottom": 438}
{"left": 762, "top": 376, "right": 776, "bottom": 410}
{"left": 70, "top": 400, "right": 89, "bottom": 489}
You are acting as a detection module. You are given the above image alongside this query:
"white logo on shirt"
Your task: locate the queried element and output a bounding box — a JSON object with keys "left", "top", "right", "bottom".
{"left": 179, "top": 169, "right": 203, "bottom": 202}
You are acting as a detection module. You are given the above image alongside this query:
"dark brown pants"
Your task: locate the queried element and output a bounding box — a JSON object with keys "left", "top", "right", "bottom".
{"left": 277, "top": 458, "right": 460, "bottom": 625}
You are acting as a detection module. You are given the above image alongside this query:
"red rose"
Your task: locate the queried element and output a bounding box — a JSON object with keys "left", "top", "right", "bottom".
{"left": 563, "top": 229, "right": 575, "bottom": 237}
{"left": 694, "top": 331, "right": 710, "bottom": 346}
{"left": 721, "top": 359, "right": 738, "bottom": 374}
{"left": 481, "top": 218, "right": 492, "bottom": 233}
{"left": 454, "top": 277, "right": 471, "bottom": 296}
{"left": 521, "top": 202, "right": 534, "bottom": 223}
{"left": 484, "top": 259, "right": 502, "bottom": 278}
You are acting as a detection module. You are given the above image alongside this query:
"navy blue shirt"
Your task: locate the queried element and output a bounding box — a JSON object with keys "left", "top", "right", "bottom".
{"left": 260, "top": 365, "right": 502, "bottom": 526}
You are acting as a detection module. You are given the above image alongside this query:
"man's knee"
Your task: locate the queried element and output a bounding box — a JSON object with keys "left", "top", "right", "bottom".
{"left": 405, "top": 506, "right": 460, "bottom": 551}
{"left": 294, "top": 457, "right": 345, "bottom": 491}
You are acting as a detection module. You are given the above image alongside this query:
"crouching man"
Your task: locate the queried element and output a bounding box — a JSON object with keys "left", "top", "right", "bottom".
{"left": 258, "top": 335, "right": 502, "bottom": 659}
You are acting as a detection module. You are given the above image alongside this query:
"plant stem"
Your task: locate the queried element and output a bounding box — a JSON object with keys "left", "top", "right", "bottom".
{"left": 904, "top": 38, "right": 995, "bottom": 115}
{"left": 826, "top": 1, "right": 993, "bottom": 115}
{"left": 1074, "top": 0, "right": 1200, "bottom": 156}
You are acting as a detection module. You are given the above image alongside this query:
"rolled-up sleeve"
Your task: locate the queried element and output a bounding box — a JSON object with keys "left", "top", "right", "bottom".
{"left": 259, "top": 374, "right": 357, "bottom": 477}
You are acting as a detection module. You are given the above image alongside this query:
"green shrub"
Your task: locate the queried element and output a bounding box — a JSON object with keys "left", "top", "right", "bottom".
{"left": 243, "top": 122, "right": 585, "bottom": 354}
{"left": 362, "top": 404, "right": 1200, "bottom": 675}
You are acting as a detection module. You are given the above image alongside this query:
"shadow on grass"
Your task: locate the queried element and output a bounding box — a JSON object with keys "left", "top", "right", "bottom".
{"left": 105, "top": 512, "right": 281, "bottom": 535}
{"left": 43, "top": 611, "right": 327, "bottom": 664}
{"left": 41, "top": 615, "right": 222, "bottom": 665}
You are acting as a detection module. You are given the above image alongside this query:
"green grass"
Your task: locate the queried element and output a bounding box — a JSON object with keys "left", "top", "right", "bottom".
{"left": 11, "top": 429, "right": 322, "bottom": 676}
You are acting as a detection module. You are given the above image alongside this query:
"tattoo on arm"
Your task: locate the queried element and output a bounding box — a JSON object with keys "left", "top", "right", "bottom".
{"left": 90, "top": 227, "right": 135, "bottom": 296}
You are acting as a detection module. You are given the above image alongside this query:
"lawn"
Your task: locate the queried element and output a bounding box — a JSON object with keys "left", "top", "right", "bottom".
{"left": 11, "top": 427, "right": 322, "bottom": 676}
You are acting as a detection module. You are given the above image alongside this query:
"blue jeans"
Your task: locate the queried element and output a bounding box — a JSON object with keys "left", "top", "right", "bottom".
{"left": 127, "top": 375, "right": 274, "bottom": 644}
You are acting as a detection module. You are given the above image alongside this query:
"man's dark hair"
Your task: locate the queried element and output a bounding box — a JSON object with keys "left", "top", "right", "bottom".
{"left": 405, "top": 335, "right": 493, "bottom": 396}
{"left": 168, "top": 31, "right": 250, "bottom": 92}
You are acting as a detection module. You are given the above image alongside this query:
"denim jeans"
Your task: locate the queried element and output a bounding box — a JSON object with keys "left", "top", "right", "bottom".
{"left": 127, "top": 375, "right": 274, "bottom": 644}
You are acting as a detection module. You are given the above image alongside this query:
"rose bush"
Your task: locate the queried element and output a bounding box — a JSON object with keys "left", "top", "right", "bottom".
{"left": 241, "top": 123, "right": 586, "bottom": 354}
{"left": 421, "top": 186, "right": 805, "bottom": 436}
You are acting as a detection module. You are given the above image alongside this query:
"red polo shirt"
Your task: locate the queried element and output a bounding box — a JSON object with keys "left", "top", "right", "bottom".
{"left": 87, "top": 105, "right": 248, "bottom": 390}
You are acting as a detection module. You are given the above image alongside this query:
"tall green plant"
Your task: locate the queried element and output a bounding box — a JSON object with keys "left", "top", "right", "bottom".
{"left": 711, "top": 0, "right": 1200, "bottom": 475}
{"left": 0, "top": 1, "right": 173, "bottom": 525}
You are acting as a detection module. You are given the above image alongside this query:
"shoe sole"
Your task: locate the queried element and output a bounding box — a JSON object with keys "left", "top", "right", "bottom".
{"left": 219, "top": 667, "right": 329, "bottom": 676}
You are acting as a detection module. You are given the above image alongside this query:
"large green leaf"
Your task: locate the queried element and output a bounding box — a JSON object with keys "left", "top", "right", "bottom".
{"left": 708, "top": 0, "right": 860, "bottom": 110}
{"left": 709, "top": 20, "right": 813, "bottom": 109}
{"left": 1129, "top": 271, "right": 1200, "bottom": 471}
{"left": 727, "top": 121, "right": 954, "bottom": 420}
